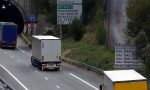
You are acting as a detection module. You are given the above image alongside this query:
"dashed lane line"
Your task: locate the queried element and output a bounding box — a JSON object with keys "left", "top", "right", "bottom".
{"left": 17, "top": 48, "right": 25, "bottom": 53}
{"left": 56, "top": 85, "right": 60, "bottom": 89}
{"left": 44, "top": 77, "right": 49, "bottom": 81}
{"left": 69, "top": 73, "right": 99, "bottom": 90}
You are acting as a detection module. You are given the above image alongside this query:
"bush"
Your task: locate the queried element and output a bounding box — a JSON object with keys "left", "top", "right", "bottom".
{"left": 96, "top": 23, "right": 106, "bottom": 45}
{"left": 69, "top": 19, "right": 85, "bottom": 41}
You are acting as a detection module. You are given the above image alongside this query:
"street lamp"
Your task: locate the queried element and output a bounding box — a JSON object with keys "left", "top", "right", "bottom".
{"left": 2, "top": 5, "right": 6, "bottom": 9}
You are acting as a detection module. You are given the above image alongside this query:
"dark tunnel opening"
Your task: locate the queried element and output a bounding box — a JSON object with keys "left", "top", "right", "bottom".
{"left": 0, "top": 0, "right": 24, "bottom": 34}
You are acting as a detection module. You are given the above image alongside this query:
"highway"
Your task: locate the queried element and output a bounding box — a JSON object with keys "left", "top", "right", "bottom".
{"left": 0, "top": 36, "right": 102, "bottom": 90}
{"left": 107, "top": 0, "right": 128, "bottom": 47}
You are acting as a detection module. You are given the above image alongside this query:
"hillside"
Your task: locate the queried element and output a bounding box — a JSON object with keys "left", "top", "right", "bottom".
{"left": 61, "top": 0, "right": 114, "bottom": 70}
{"left": 30, "top": 0, "right": 115, "bottom": 70}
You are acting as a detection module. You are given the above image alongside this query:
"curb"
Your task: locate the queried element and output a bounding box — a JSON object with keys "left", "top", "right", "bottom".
{"left": 20, "top": 34, "right": 104, "bottom": 75}
{"left": 21, "top": 33, "right": 31, "bottom": 48}
{"left": 61, "top": 56, "right": 104, "bottom": 75}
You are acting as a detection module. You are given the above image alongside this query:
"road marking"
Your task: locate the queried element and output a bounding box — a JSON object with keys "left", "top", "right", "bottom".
{"left": 17, "top": 60, "right": 21, "bottom": 62}
{"left": 4, "top": 52, "right": 7, "bottom": 54}
{"left": 25, "top": 65, "right": 29, "bottom": 67}
{"left": 17, "top": 48, "right": 25, "bottom": 53}
{"left": 69, "top": 73, "right": 99, "bottom": 90}
{"left": 0, "top": 64, "right": 29, "bottom": 90}
{"left": 10, "top": 56, "right": 14, "bottom": 58}
{"left": 44, "top": 77, "right": 48, "bottom": 80}
{"left": 35, "top": 71, "right": 38, "bottom": 73}
{"left": 56, "top": 85, "right": 60, "bottom": 89}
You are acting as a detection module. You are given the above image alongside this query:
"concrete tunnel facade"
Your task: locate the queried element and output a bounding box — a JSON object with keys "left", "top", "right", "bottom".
{"left": 0, "top": 0, "right": 24, "bottom": 34}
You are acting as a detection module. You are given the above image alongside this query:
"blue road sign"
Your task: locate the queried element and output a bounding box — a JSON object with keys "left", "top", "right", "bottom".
{"left": 29, "top": 15, "right": 36, "bottom": 22}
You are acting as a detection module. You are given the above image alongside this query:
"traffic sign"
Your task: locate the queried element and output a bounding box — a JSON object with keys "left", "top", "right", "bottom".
{"left": 57, "top": 0, "right": 82, "bottom": 25}
{"left": 29, "top": 15, "right": 36, "bottom": 22}
{"left": 27, "top": 23, "right": 31, "bottom": 28}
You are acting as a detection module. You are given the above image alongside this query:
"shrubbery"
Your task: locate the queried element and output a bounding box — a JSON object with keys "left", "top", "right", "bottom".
{"left": 69, "top": 19, "right": 85, "bottom": 41}
{"left": 96, "top": 23, "right": 106, "bottom": 45}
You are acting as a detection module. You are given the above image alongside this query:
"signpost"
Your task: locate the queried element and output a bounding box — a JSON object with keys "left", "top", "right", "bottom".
{"left": 114, "top": 45, "right": 142, "bottom": 69}
{"left": 57, "top": 0, "right": 82, "bottom": 38}
{"left": 29, "top": 15, "right": 36, "bottom": 23}
{"left": 57, "top": 0, "right": 82, "bottom": 25}
{"left": 27, "top": 15, "right": 37, "bottom": 35}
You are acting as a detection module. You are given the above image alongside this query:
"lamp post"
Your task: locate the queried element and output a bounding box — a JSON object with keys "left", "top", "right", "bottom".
{"left": 2, "top": 5, "right": 6, "bottom": 9}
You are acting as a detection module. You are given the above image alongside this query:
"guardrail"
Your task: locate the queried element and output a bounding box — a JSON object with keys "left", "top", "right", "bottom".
{"left": 61, "top": 56, "right": 104, "bottom": 74}
{"left": 0, "top": 64, "right": 28, "bottom": 90}
{"left": 0, "top": 78, "right": 13, "bottom": 90}
{"left": 21, "top": 33, "right": 104, "bottom": 74}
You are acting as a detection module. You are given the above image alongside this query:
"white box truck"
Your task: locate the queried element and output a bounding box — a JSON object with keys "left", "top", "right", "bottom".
{"left": 31, "top": 35, "right": 61, "bottom": 71}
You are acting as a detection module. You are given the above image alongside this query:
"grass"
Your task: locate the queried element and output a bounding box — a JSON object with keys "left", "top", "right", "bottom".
{"left": 62, "top": 39, "right": 115, "bottom": 70}
{"left": 23, "top": 33, "right": 32, "bottom": 42}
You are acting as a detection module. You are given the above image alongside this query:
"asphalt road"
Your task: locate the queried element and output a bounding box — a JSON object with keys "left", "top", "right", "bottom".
{"left": 0, "top": 36, "right": 103, "bottom": 90}
{"left": 108, "top": 0, "right": 128, "bottom": 47}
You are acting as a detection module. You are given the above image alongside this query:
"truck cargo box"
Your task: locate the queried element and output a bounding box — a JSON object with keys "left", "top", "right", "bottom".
{"left": 31, "top": 35, "right": 61, "bottom": 70}
{"left": 0, "top": 22, "right": 17, "bottom": 49}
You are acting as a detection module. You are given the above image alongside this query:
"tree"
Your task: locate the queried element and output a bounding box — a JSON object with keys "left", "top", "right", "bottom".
{"left": 48, "top": 0, "right": 57, "bottom": 24}
{"left": 96, "top": 23, "right": 106, "bottom": 45}
{"left": 127, "top": 0, "right": 150, "bottom": 39}
{"left": 32, "top": 0, "right": 50, "bottom": 13}
{"left": 135, "top": 31, "right": 148, "bottom": 61}
{"left": 69, "top": 19, "right": 85, "bottom": 41}
{"left": 144, "top": 45, "right": 150, "bottom": 72}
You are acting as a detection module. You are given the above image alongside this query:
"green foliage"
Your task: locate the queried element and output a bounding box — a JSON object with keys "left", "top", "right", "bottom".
{"left": 127, "top": 0, "right": 150, "bottom": 76}
{"left": 96, "top": 23, "right": 106, "bottom": 45}
{"left": 127, "top": 0, "right": 150, "bottom": 38}
{"left": 144, "top": 45, "right": 150, "bottom": 72}
{"left": 69, "top": 19, "right": 85, "bottom": 41}
{"left": 62, "top": 39, "right": 114, "bottom": 70}
{"left": 48, "top": 0, "right": 57, "bottom": 24}
{"left": 32, "top": 0, "right": 50, "bottom": 13}
{"left": 82, "top": 0, "right": 104, "bottom": 24}
{"left": 135, "top": 31, "right": 148, "bottom": 60}
{"left": 82, "top": 0, "right": 97, "bottom": 24}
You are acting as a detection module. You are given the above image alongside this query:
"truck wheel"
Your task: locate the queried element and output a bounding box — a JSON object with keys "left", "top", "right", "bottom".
{"left": 31, "top": 58, "right": 36, "bottom": 67}
{"left": 55, "top": 67, "right": 61, "bottom": 71}
{"left": 38, "top": 64, "right": 43, "bottom": 71}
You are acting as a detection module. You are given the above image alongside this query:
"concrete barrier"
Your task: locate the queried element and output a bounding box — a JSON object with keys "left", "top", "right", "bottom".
{"left": 0, "top": 64, "right": 28, "bottom": 90}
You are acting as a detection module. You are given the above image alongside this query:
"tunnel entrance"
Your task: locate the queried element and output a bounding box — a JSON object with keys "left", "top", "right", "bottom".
{"left": 0, "top": 0, "right": 24, "bottom": 34}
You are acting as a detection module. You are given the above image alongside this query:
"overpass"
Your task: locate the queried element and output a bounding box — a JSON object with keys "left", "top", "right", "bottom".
{"left": 0, "top": 0, "right": 34, "bottom": 33}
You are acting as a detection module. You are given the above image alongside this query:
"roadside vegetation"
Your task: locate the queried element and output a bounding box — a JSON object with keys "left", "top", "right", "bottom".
{"left": 28, "top": 0, "right": 115, "bottom": 70}
{"left": 127, "top": 0, "right": 150, "bottom": 87}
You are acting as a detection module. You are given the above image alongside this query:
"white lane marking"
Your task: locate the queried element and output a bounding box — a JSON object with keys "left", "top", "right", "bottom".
{"left": 17, "top": 48, "right": 25, "bottom": 53}
{"left": 56, "top": 85, "right": 60, "bottom": 89}
{"left": 17, "top": 60, "right": 21, "bottom": 62}
{"left": 35, "top": 71, "right": 38, "bottom": 73}
{"left": 10, "top": 56, "right": 14, "bottom": 58}
{"left": 25, "top": 65, "right": 29, "bottom": 67}
{"left": 0, "top": 64, "right": 29, "bottom": 90}
{"left": 69, "top": 73, "right": 99, "bottom": 90}
{"left": 4, "top": 52, "right": 7, "bottom": 54}
{"left": 44, "top": 77, "right": 48, "bottom": 80}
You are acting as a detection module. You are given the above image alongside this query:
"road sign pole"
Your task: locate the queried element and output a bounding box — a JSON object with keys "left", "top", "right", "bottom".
{"left": 60, "top": 25, "right": 62, "bottom": 39}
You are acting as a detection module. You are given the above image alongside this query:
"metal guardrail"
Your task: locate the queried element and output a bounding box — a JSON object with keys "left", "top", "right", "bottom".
{"left": 0, "top": 79, "right": 13, "bottom": 90}
{"left": 0, "top": 64, "right": 28, "bottom": 90}
{"left": 61, "top": 56, "right": 104, "bottom": 74}
{"left": 21, "top": 33, "right": 104, "bottom": 74}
